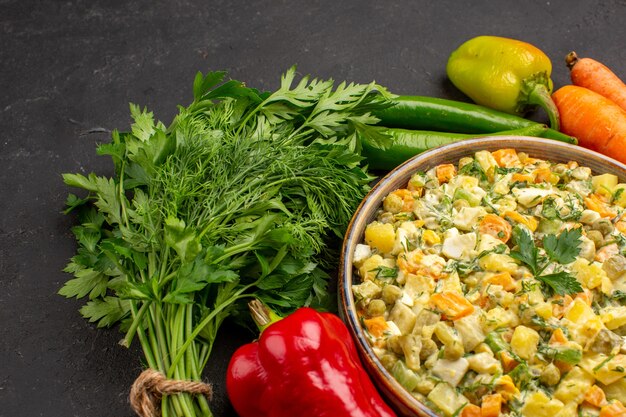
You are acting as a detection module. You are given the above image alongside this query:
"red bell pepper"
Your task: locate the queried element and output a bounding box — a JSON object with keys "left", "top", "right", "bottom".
{"left": 226, "top": 300, "right": 397, "bottom": 417}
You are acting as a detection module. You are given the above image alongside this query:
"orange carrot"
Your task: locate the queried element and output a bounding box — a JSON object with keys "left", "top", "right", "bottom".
{"left": 499, "top": 350, "right": 519, "bottom": 373}
{"left": 584, "top": 384, "right": 608, "bottom": 408}
{"left": 567, "top": 51, "right": 626, "bottom": 112}
{"left": 549, "top": 327, "right": 568, "bottom": 345}
{"left": 363, "top": 316, "right": 388, "bottom": 338}
{"left": 430, "top": 291, "right": 474, "bottom": 320}
{"left": 552, "top": 85, "right": 626, "bottom": 164}
{"left": 460, "top": 404, "right": 482, "bottom": 417}
{"left": 585, "top": 193, "right": 617, "bottom": 218}
{"left": 479, "top": 214, "right": 512, "bottom": 243}
{"left": 511, "top": 173, "right": 534, "bottom": 183}
{"left": 483, "top": 272, "right": 517, "bottom": 292}
{"left": 599, "top": 401, "right": 626, "bottom": 417}
{"left": 492, "top": 149, "right": 520, "bottom": 168}
{"left": 436, "top": 164, "right": 456, "bottom": 184}
{"left": 494, "top": 375, "right": 519, "bottom": 401}
{"left": 481, "top": 393, "right": 502, "bottom": 417}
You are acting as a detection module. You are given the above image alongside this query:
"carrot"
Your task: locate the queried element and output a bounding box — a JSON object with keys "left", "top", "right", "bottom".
{"left": 503, "top": 211, "right": 538, "bottom": 232}
{"left": 436, "top": 163, "right": 456, "bottom": 183}
{"left": 499, "top": 350, "right": 518, "bottom": 373}
{"left": 552, "top": 85, "right": 626, "bottom": 164}
{"left": 552, "top": 294, "right": 573, "bottom": 319}
{"left": 533, "top": 167, "right": 559, "bottom": 185}
{"left": 549, "top": 327, "right": 568, "bottom": 345}
{"left": 430, "top": 291, "right": 474, "bottom": 320}
{"left": 492, "top": 149, "right": 520, "bottom": 168}
{"left": 599, "top": 401, "right": 626, "bottom": 417}
{"left": 494, "top": 375, "right": 519, "bottom": 401}
{"left": 584, "top": 193, "right": 617, "bottom": 218}
{"left": 584, "top": 384, "right": 608, "bottom": 408}
{"left": 460, "top": 404, "right": 482, "bottom": 417}
{"left": 481, "top": 393, "right": 502, "bottom": 417}
{"left": 363, "top": 316, "right": 388, "bottom": 338}
{"left": 511, "top": 173, "right": 534, "bottom": 183}
{"left": 567, "top": 51, "right": 626, "bottom": 112}
{"left": 479, "top": 213, "right": 512, "bottom": 243}
{"left": 483, "top": 272, "right": 517, "bottom": 292}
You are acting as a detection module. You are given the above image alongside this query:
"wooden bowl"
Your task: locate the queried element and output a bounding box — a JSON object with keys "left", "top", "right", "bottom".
{"left": 338, "top": 136, "right": 626, "bottom": 417}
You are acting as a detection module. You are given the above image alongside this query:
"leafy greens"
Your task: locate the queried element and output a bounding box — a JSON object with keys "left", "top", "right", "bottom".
{"left": 510, "top": 225, "right": 583, "bottom": 296}
{"left": 60, "top": 67, "right": 392, "bottom": 416}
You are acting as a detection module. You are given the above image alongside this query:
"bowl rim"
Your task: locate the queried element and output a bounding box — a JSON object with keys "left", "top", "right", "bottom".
{"left": 339, "top": 136, "right": 626, "bottom": 417}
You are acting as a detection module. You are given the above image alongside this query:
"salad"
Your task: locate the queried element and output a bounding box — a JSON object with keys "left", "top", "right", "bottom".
{"left": 352, "top": 148, "right": 626, "bottom": 417}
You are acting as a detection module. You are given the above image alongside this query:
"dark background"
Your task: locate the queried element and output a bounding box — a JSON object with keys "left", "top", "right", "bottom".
{"left": 2, "top": 1, "right": 625, "bottom": 416}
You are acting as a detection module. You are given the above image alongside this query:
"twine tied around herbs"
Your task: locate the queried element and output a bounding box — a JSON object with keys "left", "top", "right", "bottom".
{"left": 129, "top": 369, "right": 213, "bottom": 417}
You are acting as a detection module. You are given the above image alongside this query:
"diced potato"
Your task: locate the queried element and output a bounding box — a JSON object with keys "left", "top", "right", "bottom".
{"left": 521, "top": 391, "right": 565, "bottom": 417}
{"left": 554, "top": 366, "right": 595, "bottom": 404}
{"left": 399, "top": 334, "right": 422, "bottom": 370}
{"left": 511, "top": 325, "right": 540, "bottom": 360}
{"left": 592, "top": 173, "right": 619, "bottom": 197}
{"left": 512, "top": 187, "right": 554, "bottom": 207}
{"left": 571, "top": 258, "right": 607, "bottom": 290}
{"left": 467, "top": 352, "right": 501, "bottom": 374}
{"left": 427, "top": 382, "right": 470, "bottom": 417}
{"left": 454, "top": 312, "right": 486, "bottom": 351}
{"left": 450, "top": 174, "right": 479, "bottom": 190}
{"left": 434, "top": 322, "right": 464, "bottom": 359}
{"left": 564, "top": 298, "right": 604, "bottom": 346}
{"left": 553, "top": 403, "right": 578, "bottom": 417}
{"left": 358, "top": 254, "right": 386, "bottom": 281}
{"left": 403, "top": 274, "right": 434, "bottom": 305}
{"left": 492, "top": 175, "right": 512, "bottom": 195}
{"left": 613, "top": 183, "right": 626, "bottom": 207}
{"left": 475, "top": 150, "right": 498, "bottom": 181}
{"left": 580, "top": 353, "right": 626, "bottom": 385}
{"left": 477, "top": 233, "right": 507, "bottom": 253}
{"left": 389, "top": 302, "right": 417, "bottom": 335}
{"left": 600, "top": 306, "right": 626, "bottom": 330}
{"left": 352, "top": 280, "right": 382, "bottom": 301}
{"left": 565, "top": 298, "right": 597, "bottom": 324}
{"left": 440, "top": 272, "right": 463, "bottom": 295}
{"left": 364, "top": 221, "right": 396, "bottom": 254}
{"left": 479, "top": 253, "right": 519, "bottom": 274}
{"left": 454, "top": 206, "right": 487, "bottom": 231}
{"left": 431, "top": 357, "right": 470, "bottom": 387}
{"left": 483, "top": 306, "right": 518, "bottom": 331}
{"left": 601, "top": 375, "right": 626, "bottom": 402}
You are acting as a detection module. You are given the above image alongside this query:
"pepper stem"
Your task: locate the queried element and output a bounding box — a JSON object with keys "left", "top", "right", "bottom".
{"left": 248, "top": 299, "right": 282, "bottom": 333}
{"left": 524, "top": 82, "right": 560, "bottom": 131}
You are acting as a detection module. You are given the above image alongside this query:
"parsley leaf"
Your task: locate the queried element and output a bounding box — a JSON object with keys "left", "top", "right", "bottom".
{"left": 543, "top": 228, "right": 582, "bottom": 265}
{"left": 537, "top": 271, "right": 583, "bottom": 297}
{"left": 510, "top": 225, "right": 539, "bottom": 275}
{"left": 510, "top": 225, "right": 583, "bottom": 296}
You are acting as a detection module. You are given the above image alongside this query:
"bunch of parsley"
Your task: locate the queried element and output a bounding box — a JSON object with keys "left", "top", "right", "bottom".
{"left": 60, "top": 68, "right": 392, "bottom": 416}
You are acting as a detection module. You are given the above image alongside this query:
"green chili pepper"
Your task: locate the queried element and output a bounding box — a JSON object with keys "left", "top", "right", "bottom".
{"left": 373, "top": 96, "right": 576, "bottom": 144}
{"left": 446, "top": 35, "right": 560, "bottom": 130}
{"left": 361, "top": 124, "right": 548, "bottom": 171}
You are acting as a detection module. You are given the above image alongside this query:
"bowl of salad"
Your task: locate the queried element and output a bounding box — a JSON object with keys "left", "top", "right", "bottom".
{"left": 339, "top": 136, "right": 626, "bottom": 417}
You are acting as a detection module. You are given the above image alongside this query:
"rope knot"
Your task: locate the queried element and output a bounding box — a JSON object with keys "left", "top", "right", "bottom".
{"left": 129, "top": 369, "right": 213, "bottom": 417}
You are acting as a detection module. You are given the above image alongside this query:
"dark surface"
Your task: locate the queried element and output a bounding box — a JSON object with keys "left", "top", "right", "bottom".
{"left": 1, "top": 1, "right": 626, "bottom": 416}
